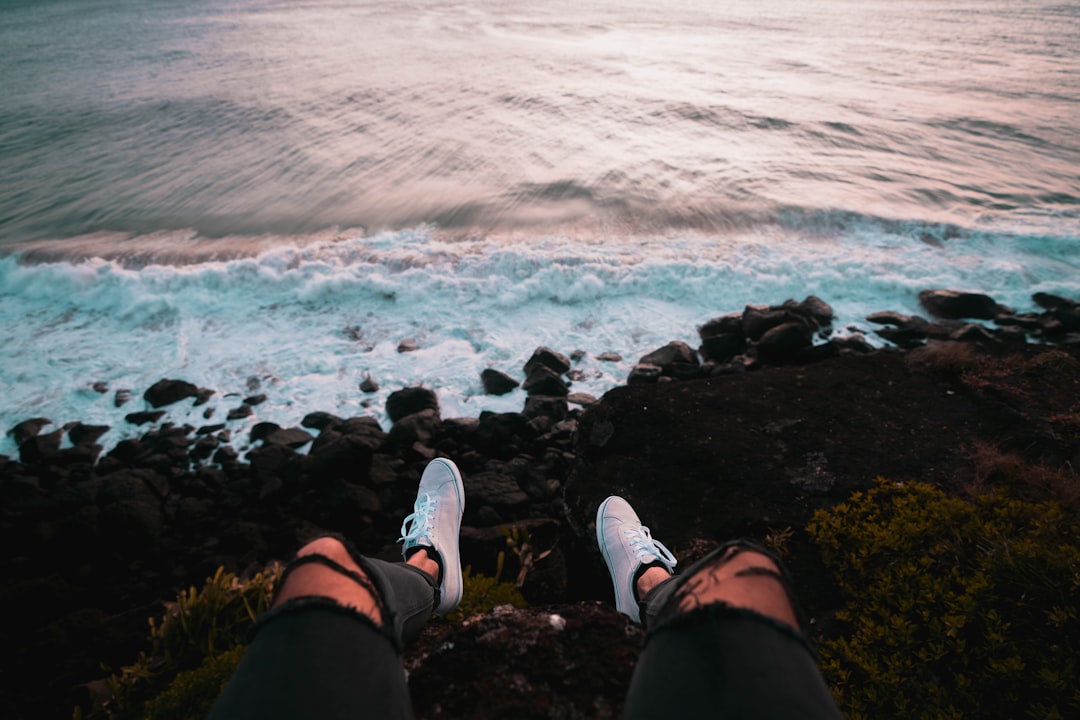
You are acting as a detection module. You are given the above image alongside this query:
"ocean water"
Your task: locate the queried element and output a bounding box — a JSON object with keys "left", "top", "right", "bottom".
{"left": 2, "top": 0, "right": 1079, "bottom": 455}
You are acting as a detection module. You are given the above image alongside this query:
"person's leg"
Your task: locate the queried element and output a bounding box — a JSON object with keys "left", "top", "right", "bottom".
{"left": 207, "top": 458, "right": 465, "bottom": 720}
{"left": 596, "top": 497, "right": 842, "bottom": 720}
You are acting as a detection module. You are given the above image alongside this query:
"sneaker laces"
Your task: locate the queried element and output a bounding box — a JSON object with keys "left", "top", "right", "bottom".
{"left": 624, "top": 525, "right": 677, "bottom": 570}
{"left": 399, "top": 493, "right": 437, "bottom": 547}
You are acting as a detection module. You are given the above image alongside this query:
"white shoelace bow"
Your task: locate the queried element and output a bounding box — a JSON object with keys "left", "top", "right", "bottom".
{"left": 624, "top": 525, "right": 677, "bottom": 569}
{"left": 399, "top": 493, "right": 437, "bottom": 546}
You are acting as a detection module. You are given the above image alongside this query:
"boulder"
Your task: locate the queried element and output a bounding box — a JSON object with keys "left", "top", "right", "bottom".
{"left": 627, "top": 363, "right": 663, "bottom": 385}
{"left": 919, "top": 289, "right": 1006, "bottom": 320}
{"left": 9, "top": 418, "right": 52, "bottom": 446}
{"left": 226, "top": 404, "right": 254, "bottom": 421}
{"left": 302, "top": 411, "right": 344, "bottom": 431}
{"left": 756, "top": 322, "right": 813, "bottom": 362}
{"left": 1032, "top": 292, "right": 1077, "bottom": 311}
{"left": 264, "top": 427, "right": 314, "bottom": 449}
{"left": 522, "top": 366, "right": 569, "bottom": 397}
{"left": 19, "top": 429, "right": 63, "bottom": 465}
{"left": 595, "top": 352, "right": 622, "bottom": 362}
{"left": 463, "top": 471, "right": 529, "bottom": 511}
{"left": 639, "top": 341, "right": 699, "bottom": 372}
{"left": 244, "top": 393, "right": 267, "bottom": 407}
{"left": 126, "top": 411, "right": 166, "bottom": 425}
{"left": 786, "top": 295, "right": 834, "bottom": 329}
{"left": 250, "top": 422, "right": 281, "bottom": 443}
{"left": 699, "top": 333, "right": 746, "bottom": 363}
{"left": 388, "top": 409, "right": 441, "bottom": 446}
{"left": 67, "top": 424, "right": 109, "bottom": 446}
{"left": 523, "top": 347, "right": 571, "bottom": 376}
{"left": 481, "top": 368, "right": 520, "bottom": 396}
{"left": 143, "top": 379, "right": 200, "bottom": 408}
{"left": 360, "top": 376, "right": 380, "bottom": 393}
{"left": 523, "top": 396, "right": 569, "bottom": 421}
{"left": 698, "top": 313, "right": 744, "bottom": 339}
{"left": 113, "top": 389, "right": 132, "bottom": 407}
{"left": 742, "top": 305, "right": 791, "bottom": 340}
{"left": 387, "top": 387, "right": 440, "bottom": 423}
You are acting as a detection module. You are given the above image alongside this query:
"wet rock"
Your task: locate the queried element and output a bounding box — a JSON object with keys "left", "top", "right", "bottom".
{"left": 244, "top": 393, "right": 267, "bottom": 407}
{"left": 19, "top": 429, "right": 63, "bottom": 465}
{"left": 522, "top": 365, "right": 569, "bottom": 397}
{"left": 699, "top": 312, "right": 744, "bottom": 339}
{"left": 1032, "top": 292, "right": 1077, "bottom": 311}
{"left": 250, "top": 422, "right": 281, "bottom": 443}
{"left": 523, "top": 396, "right": 569, "bottom": 421}
{"left": 302, "top": 412, "right": 344, "bottom": 431}
{"left": 126, "top": 411, "right": 166, "bottom": 426}
{"left": 756, "top": 321, "right": 814, "bottom": 362}
{"left": 567, "top": 392, "right": 598, "bottom": 407}
{"left": 113, "top": 388, "right": 132, "bottom": 407}
{"left": 919, "top": 289, "right": 1006, "bottom": 320}
{"left": 523, "top": 346, "right": 571, "bottom": 376}
{"left": 144, "top": 379, "right": 200, "bottom": 408}
{"left": 389, "top": 409, "right": 441, "bottom": 446}
{"left": 595, "top": 352, "right": 622, "bottom": 362}
{"left": 387, "top": 387, "right": 440, "bottom": 423}
{"left": 627, "top": 363, "right": 663, "bottom": 385}
{"left": 67, "top": 424, "right": 109, "bottom": 446}
{"left": 699, "top": 332, "right": 746, "bottom": 363}
{"left": 785, "top": 295, "right": 834, "bottom": 329}
{"left": 359, "top": 376, "right": 380, "bottom": 393}
{"left": 639, "top": 341, "right": 699, "bottom": 374}
{"left": 91, "top": 381, "right": 108, "bottom": 394}
{"left": 264, "top": 427, "right": 314, "bottom": 449}
{"left": 9, "top": 418, "right": 52, "bottom": 446}
{"left": 742, "top": 304, "right": 791, "bottom": 340}
{"left": 227, "top": 404, "right": 254, "bottom": 421}
{"left": 397, "top": 338, "right": 420, "bottom": 353}
{"left": 950, "top": 324, "right": 1002, "bottom": 344}
{"left": 194, "top": 388, "right": 215, "bottom": 406}
{"left": 196, "top": 423, "right": 227, "bottom": 436}
{"left": 476, "top": 412, "right": 531, "bottom": 456}
{"left": 481, "top": 368, "right": 520, "bottom": 396}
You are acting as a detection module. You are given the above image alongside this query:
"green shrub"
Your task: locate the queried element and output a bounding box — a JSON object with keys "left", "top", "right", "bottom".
{"left": 85, "top": 564, "right": 279, "bottom": 719}
{"left": 807, "top": 478, "right": 1080, "bottom": 720}
{"left": 443, "top": 567, "right": 527, "bottom": 624}
{"left": 144, "top": 645, "right": 247, "bottom": 720}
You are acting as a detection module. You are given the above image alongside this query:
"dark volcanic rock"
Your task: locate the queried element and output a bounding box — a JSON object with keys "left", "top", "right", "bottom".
{"left": 408, "top": 603, "right": 642, "bottom": 720}
{"left": 113, "top": 389, "right": 132, "bottom": 407}
{"left": 522, "top": 366, "right": 570, "bottom": 397}
{"left": 144, "top": 379, "right": 200, "bottom": 408}
{"left": 302, "top": 411, "right": 344, "bottom": 431}
{"left": 595, "top": 352, "right": 623, "bottom": 362}
{"left": 639, "top": 341, "right": 699, "bottom": 373}
{"left": 523, "top": 347, "right": 572, "bottom": 377}
{"left": 244, "top": 393, "right": 268, "bottom": 407}
{"left": 742, "top": 304, "right": 791, "bottom": 341}
{"left": 264, "top": 427, "right": 314, "bottom": 449}
{"left": 360, "top": 376, "right": 380, "bottom": 393}
{"left": 919, "top": 289, "right": 1006, "bottom": 320}
{"left": 19, "top": 429, "right": 63, "bottom": 465}
{"left": 126, "top": 411, "right": 166, "bottom": 426}
{"left": 67, "top": 423, "right": 109, "bottom": 446}
{"left": 250, "top": 422, "right": 281, "bottom": 443}
{"left": 227, "top": 404, "right": 254, "bottom": 421}
{"left": 700, "top": 332, "right": 746, "bottom": 363}
{"left": 698, "top": 312, "right": 744, "bottom": 339}
{"left": 523, "top": 396, "right": 569, "bottom": 421}
{"left": 387, "top": 387, "right": 440, "bottom": 423}
{"left": 9, "top": 418, "right": 52, "bottom": 446}
{"left": 627, "top": 363, "right": 663, "bottom": 385}
{"left": 756, "top": 321, "right": 814, "bottom": 362}
{"left": 481, "top": 368, "right": 521, "bottom": 396}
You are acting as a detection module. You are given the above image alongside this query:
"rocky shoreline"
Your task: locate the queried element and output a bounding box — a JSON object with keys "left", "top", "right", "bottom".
{"left": 2, "top": 289, "right": 1079, "bottom": 719}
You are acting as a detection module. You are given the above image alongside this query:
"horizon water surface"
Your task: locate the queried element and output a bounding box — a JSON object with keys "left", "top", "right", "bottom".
{"left": 2, "top": 0, "right": 1079, "bottom": 455}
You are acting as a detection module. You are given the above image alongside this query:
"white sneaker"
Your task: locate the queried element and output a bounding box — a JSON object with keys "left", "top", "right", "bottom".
{"left": 596, "top": 496, "right": 677, "bottom": 623}
{"left": 398, "top": 458, "right": 465, "bottom": 615}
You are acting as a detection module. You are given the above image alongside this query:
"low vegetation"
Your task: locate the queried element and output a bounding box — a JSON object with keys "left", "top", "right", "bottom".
{"left": 807, "top": 477, "right": 1080, "bottom": 720}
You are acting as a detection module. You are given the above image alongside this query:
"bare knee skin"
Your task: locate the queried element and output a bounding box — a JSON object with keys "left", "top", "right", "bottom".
{"left": 272, "top": 538, "right": 441, "bottom": 626}
{"left": 639, "top": 549, "right": 800, "bottom": 630}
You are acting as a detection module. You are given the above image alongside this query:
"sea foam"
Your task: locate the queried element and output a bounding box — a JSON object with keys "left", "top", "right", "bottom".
{"left": 2, "top": 221, "right": 1078, "bottom": 457}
